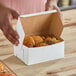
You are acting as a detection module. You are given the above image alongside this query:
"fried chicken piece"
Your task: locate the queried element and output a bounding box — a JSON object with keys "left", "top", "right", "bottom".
{"left": 31, "top": 36, "right": 44, "bottom": 45}
{"left": 44, "top": 37, "right": 52, "bottom": 42}
{"left": 23, "top": 36, "right": 35, "bottom": 48}
{"left": 44, "top": 37, "right": 54, "bottom": 45}
{"left": 36, "top": 43, "right": 48, "bottom": 47}
{"left": 45, "top": 36, "right": 61, "bottom": 44}
{"left": 41, "top": 36, "right": 45, "bottom": 40}
{"left": 51, "top": 37, "right": 61, "bottom": 43}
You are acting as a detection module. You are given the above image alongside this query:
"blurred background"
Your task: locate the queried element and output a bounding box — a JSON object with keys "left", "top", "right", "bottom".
{"left": 58, "top": 0, "right": 76, "bottom": 10}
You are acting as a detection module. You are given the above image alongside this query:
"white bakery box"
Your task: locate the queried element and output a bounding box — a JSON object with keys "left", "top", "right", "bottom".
{"left": 14, "top": 10, "right": 64, "bottom": 65}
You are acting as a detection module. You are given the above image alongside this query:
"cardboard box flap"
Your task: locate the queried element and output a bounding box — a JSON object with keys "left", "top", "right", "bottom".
{"left": 49, "top": 12, "right": 63, "bottom": 38}
{"left": 16, "top": 18, "right": 25, "bottom": 45}
{"left": 19, "top": 10, "right": 63, "bottom": 43}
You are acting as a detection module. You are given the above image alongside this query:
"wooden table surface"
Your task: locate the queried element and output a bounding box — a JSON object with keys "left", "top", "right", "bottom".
{"left": 0, "top": 9, "right": 76, "bottom": 76}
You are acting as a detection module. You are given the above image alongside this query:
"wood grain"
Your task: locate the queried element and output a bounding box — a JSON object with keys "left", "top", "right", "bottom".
{"left": 0, "top": 10, "right": 76, "bottom": 76}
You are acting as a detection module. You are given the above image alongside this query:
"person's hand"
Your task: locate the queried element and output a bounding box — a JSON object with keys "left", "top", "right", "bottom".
{"left": 0, "top": 4, "right": 19, "bottom": 45}
{"left": 45, "top": 0, "right": 62, "bottom": 17}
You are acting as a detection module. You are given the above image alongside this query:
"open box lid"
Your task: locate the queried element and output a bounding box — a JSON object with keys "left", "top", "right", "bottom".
{"left": 16, "top": 10, "right": 63, "bottom": 46}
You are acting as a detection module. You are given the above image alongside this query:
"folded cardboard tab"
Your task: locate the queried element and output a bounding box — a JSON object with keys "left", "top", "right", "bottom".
{"left": 14, "top": 10, "right": 64, "bottom": 65}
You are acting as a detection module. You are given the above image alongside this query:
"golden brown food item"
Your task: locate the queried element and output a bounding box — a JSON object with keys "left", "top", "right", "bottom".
{"left": 31, "top": 36, "right": 43, "bottom": 45}
{"left": 23, "top": 36, "right": 35, "bottom": 47}
{"left": 44, "top": 37, "right": 54, "bottom": 44}
{"left": 41, "top": 36, "right": 45, "bottom": 40}
{"left": 23, "top": 35, "right": 61, "bottom": 47}
{"left": 51, "top": 37, "right": 60, "bottom": 43}
{"left": 0, "top": 63, "right": 12, "bottom": 76}
{"left": 36, "top": 43, "right": 48, "bottom": 47}
{"left": 44, "top": 37, "right": 52, "bottom": 42}
{"left": 0, "top": 72, "right": 12, "bottom": 76}
{"left": 0, "top": 64, "right": 4, "bottom": 71}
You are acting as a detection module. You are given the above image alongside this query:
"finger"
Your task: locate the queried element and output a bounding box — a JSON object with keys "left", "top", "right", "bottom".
{"left": 8, "top": 27, "right": 19, "bottom": 39}
{"left": 53, "top": 6, "right": 62, "bottom": 17}
{"left": 54, "top": 6, "right": 60, "bottom": 14}
{"left": 3, "top": 27, "right": 19, "bottom": 45}
{"left": 4, "top": 18, "right": 19, "bottom": 40}
{"left": 45, "top": 3, "right": 53, "bottom": 11}
{"left": 3, "top": 19, "right": 19, "bottom": 45}
{"left": 5, "top": 33, "right": 19, "bottom": 45}
{"left": 15, "top": 31, "right": 19, "bottom": 39}
{"left": 45, "top": 7, "right": 53, "bottom": 11}
{"left": 6, "top": 13, "right": 20, "bottom": 39}
{"left": 9, "top": 9, "right": 19, "bottom": 19}
{"left": 53, "top": 6, "right": 63, "bottom": 20}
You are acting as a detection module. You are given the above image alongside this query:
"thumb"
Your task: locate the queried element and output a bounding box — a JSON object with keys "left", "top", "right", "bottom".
{"left": 53, "top": 5, "right": 62, "bottom": 20}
